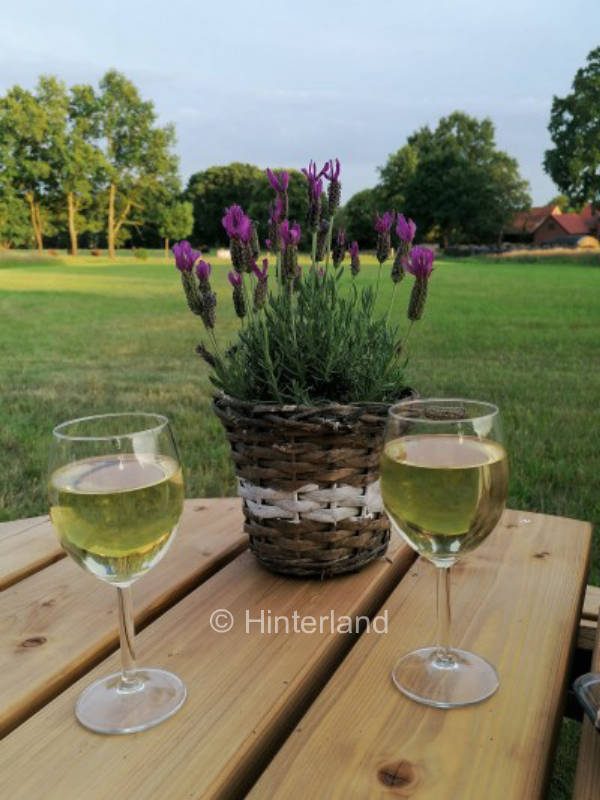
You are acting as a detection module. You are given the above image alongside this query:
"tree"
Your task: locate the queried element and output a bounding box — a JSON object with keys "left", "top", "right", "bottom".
{"left": 98, "top": 70, "right": 179, "bottom": 258}
{"left": 0, "top": 189, "right": 29, "bottom": 248}
{"left": 544, "top": 47, "right": 600, "bottom": 211}
{"left": 157, "top": 200, "right": 194, "bottom": 257}
{"left": 341, "top": 188, "right": 381, "bottom": 248}
{"left": 379, "top": 112, "right": 530, "bottom": 245}
{"left": 0, "top": 83, "right": 54, "bottom": 251}
{"left": 377, "top": 144, "right": 418, "bottom": 210}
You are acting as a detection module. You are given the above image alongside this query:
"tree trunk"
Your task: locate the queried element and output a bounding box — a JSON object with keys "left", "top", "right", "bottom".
{"left": 164, "top": 237, "right": 169, "bottom": 259}
{"left": 26, "top": 192, "right": 43, "bottom": 253}
{"left": 67, "top": 192, "right": 78, "bottom": 256}
{"left": 108, "top": 182, "right": 116, "bottom": 259}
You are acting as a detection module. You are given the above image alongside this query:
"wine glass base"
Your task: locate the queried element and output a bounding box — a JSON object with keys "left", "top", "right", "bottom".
{"left": 391, "top": 647, "right": 499, "bottom": 709}
{"left": 75, "top": 668, "right": 186, "bottom": 734}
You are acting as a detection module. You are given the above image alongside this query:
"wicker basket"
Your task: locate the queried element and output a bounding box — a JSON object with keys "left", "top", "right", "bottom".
{"left": 213, "top": 391, "right": 413, "bottom": 578}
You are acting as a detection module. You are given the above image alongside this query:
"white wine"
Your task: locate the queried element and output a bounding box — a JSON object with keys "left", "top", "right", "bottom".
{"left": 49, "top": 454, "right": 184, "bottom": 584}
{"left": 380, "top": 434, "right": 508, "bottom": 564}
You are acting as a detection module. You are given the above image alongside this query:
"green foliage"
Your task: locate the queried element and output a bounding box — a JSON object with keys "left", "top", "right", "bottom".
{"left": 157, "top": 200, "right": 194, "bottom": 243}
{"left": 0, "top": 189, "right": 29, "bottom": 247}
{"left": 211, "top": 270, "right": 406, "bottom": 404}
{"left": 544, "top": 46, "right": 600, "bottom": 209}
{"left": 342, "top": 188, "right": 381, "bottom": 248}
{"left": 134, "top": 248, "right": 148, "bottom": 260}
{"left": 377, "top": 112, "right": 531, "bottom": 244}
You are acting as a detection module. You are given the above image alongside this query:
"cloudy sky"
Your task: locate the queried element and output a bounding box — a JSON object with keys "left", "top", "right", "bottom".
{"left": 2, "top": 0, "right": 598, "bottom": 204}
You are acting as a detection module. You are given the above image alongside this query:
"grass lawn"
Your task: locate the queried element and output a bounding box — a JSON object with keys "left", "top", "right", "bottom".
{"left": 0, "top": 250, "right": 597, "bottom": 798}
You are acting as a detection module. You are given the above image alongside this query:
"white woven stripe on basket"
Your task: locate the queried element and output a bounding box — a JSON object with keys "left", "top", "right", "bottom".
{"left": 238, "top": 478, "right": 383, "bottom": 523}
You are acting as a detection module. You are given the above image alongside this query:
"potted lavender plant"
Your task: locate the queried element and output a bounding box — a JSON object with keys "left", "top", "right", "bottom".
{"left": 173, "top": 159, "right": 435, "bottom": 578}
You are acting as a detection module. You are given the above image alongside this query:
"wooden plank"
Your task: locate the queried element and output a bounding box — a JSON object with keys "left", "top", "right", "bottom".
{"left": 582, "top": 585, "right": 600, "bottom": 621}
{"left": 578, "top": 618, "right": 597, "bottom": 652}
{"left": 0, "top": 515, "right": 65, "bottom": 589}
{"left": 249, "top": 511, "right": 592, "bottom": 800}
{"left": 0, "top": 537, "right": 415, "bottom": 799}
{"left": 0, "top": 498, "right": 245, "bottom": 737}
{"left": 573, "top": 616, "right": 600, "bottom": 799}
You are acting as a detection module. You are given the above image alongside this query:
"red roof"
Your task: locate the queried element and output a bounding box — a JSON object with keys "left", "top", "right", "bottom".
{"left": 553, "top": 214, "right": 590, "bottom": 235}
{"left": 508, "top": 204, "right": 560, "bottom": 234}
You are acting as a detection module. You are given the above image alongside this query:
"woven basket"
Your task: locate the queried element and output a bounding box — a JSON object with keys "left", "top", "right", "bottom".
{"left": 213, "top": 391, "right": 413, "bottom": 578}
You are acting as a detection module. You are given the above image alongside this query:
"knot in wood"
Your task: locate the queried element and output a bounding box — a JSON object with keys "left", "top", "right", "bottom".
{"left": 21, "top": 636, "right": 47, "bottom": 648}
{"left": 377, "top": 760, "right": 418, "bottom": 790}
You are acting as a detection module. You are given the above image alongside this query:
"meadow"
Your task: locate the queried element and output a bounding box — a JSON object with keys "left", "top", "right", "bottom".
{"left": 1, "top": 249, "right": 598, "bottom": 797}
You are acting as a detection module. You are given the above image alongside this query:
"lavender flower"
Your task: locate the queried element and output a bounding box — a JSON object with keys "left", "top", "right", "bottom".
{"left": 375, "top": 211, "right": 395, "bottom": 265}
{"left": 406, "top": 246, "right": 435, "bottom": 321}
{"left": 266, "top": 168, "right": 289, "bottom": 194}
{"left": 195, "top": 259, "right": 211, "bottom": 285}
{"left": 228, "top": 270, "right": 246, "bottom": 318}
{"left": 405, "top": 246, "right": 435, "bottom": 278}
{"left": 252, "top": 258, "right": 268, "bottom": 282}
{"left": 201, "top": 291, "right": 217, "bottom": 329}
{"left": 265, "top": 238, "right": 272, "bottom": 251}
{"left": 279, "top": 220, "right": 302, "bottom": 247}
{"left": 302, "top": 160, "right": 327, "bottom": 232}
{"left": 324, "top": 158, "right": 341, "bottom": 216}
{"left": 280, "top": 220, "right": 301, "bottom": 283}
{"left": 396, "top": 214, "right": 416, "bottom": 245}
{"left": 222, "top": 205, "right": 252, "bottom": 242}
{"left": 253, "top": 258, "right": 269, "bottom": 311}
{"left": 349, "top": 240, "right": 360, "bottom": 277}
{"left": 332, "top": 228, "right": 346, "bottom": 267}
{"left": 223, "top": 204, "right": 253, "bottom": 273}
{"left": 250, "top": 222, "right": 260, "bottom": 261}
{"left": 173, "top": 240, "right": 200, "bottom": 273}
{"left": 315, "top": 218, "right": 329, "bottom": 262}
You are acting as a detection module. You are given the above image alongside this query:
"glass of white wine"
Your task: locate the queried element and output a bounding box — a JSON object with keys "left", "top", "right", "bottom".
{"left": 49, "top": 413, "right": 186, "bottom": 734}
{"left": 380, "top": 398, "right": 508, "bottom": 708}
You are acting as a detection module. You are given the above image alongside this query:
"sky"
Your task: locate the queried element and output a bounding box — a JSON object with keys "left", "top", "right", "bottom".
{"left": 1, "top": 0, "right": 599, "bottom": 205}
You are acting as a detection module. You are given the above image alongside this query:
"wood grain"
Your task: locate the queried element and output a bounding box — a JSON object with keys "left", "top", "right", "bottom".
{"left": 0, "top": 515, "right": 64, "bottom": 589}
{"left": 0, "top": 498, "right": 245, "bottom": 737}
{"left": 573, "top": 613, "right": 600, "bottom": 799}
{"left": 582, "top": 585, "right": 600, "bottom": 621}
{"left": 249, "top": 511, "right": 591, "bottom": 800}
{"left": 0, "top": 536, "right": 414, "bottom": 799}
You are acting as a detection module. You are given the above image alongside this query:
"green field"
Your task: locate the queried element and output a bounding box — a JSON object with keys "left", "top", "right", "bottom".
{"left": 2, "top": 251, "right": 598, "bottom": 574}
{"left": 1, "top": 250, "right": 597, "bottom": 797}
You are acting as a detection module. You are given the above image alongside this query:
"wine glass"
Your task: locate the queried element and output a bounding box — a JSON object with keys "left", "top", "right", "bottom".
{"left": 48, "top": 413, "right": 186, "bottom": 734}
{"left": 380, "top": 398, "right": 509, "bottom": 708}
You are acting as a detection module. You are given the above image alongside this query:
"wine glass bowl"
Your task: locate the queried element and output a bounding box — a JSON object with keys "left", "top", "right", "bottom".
{"left": 380, "top": 398, "right": 509, "bottom": 708}
{"left": 48, "top": 413, "right": 186, "bottom": 734}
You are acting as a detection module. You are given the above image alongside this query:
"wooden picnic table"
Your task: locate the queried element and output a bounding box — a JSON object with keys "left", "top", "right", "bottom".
{"left": 0, "top": 500, "right": 592, "bottom": 799}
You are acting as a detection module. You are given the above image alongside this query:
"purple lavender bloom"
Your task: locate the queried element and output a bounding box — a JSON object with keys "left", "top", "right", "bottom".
{"left": 222, "top": 204, "right": 252, "bottom": 243}
{"left": 228, "top": 270, "right": 243, "bottom": 288}
{"left": 396, "top": 214, "right": 417, "bottom": 244}
{"left": 374, "top": 212, "right": 395, "bottom": 234}
{"left": 406, "top": 246, "right": 435, "bottom": 279}
{"left": 279, "top": 220, "right": 301, "bottom": 247}
{"left": 323, "top": 158, "right": 341, "bottom": 182}
{"left": 269, "top": 195, "right": 284, "bottom": 224}
{"left": 266, "top": 168, "right": 289, "bottom": 194}
{"left": 311, "top": 178, "right": 323, "bottom": 202}
{"left": 349, "top": 240, "right": 360, "bottom": 277}
{"left": 173, "top": 240, "right": 200, "bottom": 273}
{"left": 252, "top": 258, "right": 268, "bottom": 282}
{"left": 265, "top": 238, "right": 272, "bottom": 251}
{"left": 301, "top": 160, "right": 327, "bottom": 182}
{"left": 195, "top": 259, "right": 211, "bottom": 281}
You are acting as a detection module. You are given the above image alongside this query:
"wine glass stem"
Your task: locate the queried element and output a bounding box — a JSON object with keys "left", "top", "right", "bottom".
{"left": 435, "top": 566, "right": 454, "bottom": 666}
{"left": 117, "top": 586, "right": 141, "bottom": 691}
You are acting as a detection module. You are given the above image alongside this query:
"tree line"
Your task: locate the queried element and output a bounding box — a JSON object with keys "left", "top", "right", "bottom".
{"left": 0, "top": 71, "right": 192, "bottom": 256}
{"left": 2, "top": 46, "right": 599, "bottom": 253}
